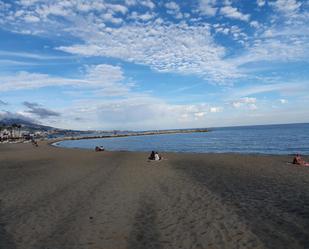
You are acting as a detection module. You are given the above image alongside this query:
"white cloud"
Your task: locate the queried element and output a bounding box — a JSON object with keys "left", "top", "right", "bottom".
{"left": 165, "top": 2, "right": 180, "bottom": 11}
{"left": 125, "top": 0, "right": 136, "bottom": 6}
{"left": 19, "top": 0, "right": 40, "bottom": 6}
{"left": 140, "top": 0, "right": 155, "bottom": 9}
{"left": 194, "top": 112, "right": 206, "bottom": 117}
{"left": 257, "top": 0, "right": 266, "bottom": 7}
{"left": 210, "top": 107, "right": 223, "bottom": 113}
{"left": 279, "top": 98, "right": 288, "bottom": 104}
{"left": 106, "top": 4, "right": 128, "bottom": 14}
{"left": 1, "top": 0, "right": 308, "bottom": 85}
{"left": 232, "top": 97, "right": 257, "bottom": 110}
{"left": 165, "top": 1, "right": 183, "bottom": 19}
{"left": 130, "top": 11, "right": 155, "bottom": 21}
{"left": 0, "top": 64, "right": 132, "bottom": 96}
{"left": 37, "top": 3, "right": 72, "bottom": 17}
{"left": 0, "top": 59, "right": 37, "bottom": 66}
{"left": 3, "top": 1, "right": 242, "bottom": 82}
{"left": 57, "top": 22, "right": 240, "bottom": 82}
{"left": 226, "top": 81, "right": 309, "bottom": 104}
{"left": 58, "top": 98, "right": 215, "bottom": 130}
{"left": 0, "top": 71, "right": 69, "bottom": 91}
{"left": 0, "top": 110, "right": 37, "bottom": 123}
{"left": 0, "top": 50, "right": 74, "bottom": 60}
{"left": 250, "top": 21, "right": 260, "bottom": 28}
{"left": 220, "top": 6, "right": 250, "bottom": 21}
{"left": 23, "top": 14, "right": 40, "bottom": 22}
{"left": 101, "top": 12, "right": 123, "bottom": 24}
{"left": 270, "top": 0, "right": 302, "bottom": 15}
{"left": 248, "top": 104, "right": 258, "bottom": 110}
{"left": 198, "top": 0, "right": 217, "bottom": 17}
{"left": 231, "top": 26, "right": 309, "bottom": 66}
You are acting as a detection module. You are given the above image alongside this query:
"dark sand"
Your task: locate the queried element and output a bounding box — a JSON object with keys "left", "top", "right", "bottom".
{"left": 0, "top": 142, "right": 309, "bottom": 249}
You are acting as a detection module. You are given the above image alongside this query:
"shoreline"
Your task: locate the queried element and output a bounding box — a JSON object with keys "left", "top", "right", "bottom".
{"left": 52, "top": 144, "right": 300, "bottom": 157}
{"left": 51, "top": 139, "right": 303, "bottom": 157}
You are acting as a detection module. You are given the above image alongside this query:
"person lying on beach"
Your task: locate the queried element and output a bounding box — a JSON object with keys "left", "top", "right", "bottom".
{"left": 95, "top": 146, "right": 105, "bottom": 152}
{"left": 293, "top": 154, "right": 309, "bottom": 166}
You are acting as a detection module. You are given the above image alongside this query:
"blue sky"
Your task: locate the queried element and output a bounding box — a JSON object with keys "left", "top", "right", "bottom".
{"left": 0, "top": 0, "right": 308, "bottom": 130}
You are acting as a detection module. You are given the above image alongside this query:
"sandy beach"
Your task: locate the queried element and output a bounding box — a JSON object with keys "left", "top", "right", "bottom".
{"left": 1, "top": 142, "right": 309, "bottom": 249}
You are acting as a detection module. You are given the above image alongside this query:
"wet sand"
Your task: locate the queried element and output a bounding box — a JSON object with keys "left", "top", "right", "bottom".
{"left": 0, "top": 142, "right": 309, "bottom": 249}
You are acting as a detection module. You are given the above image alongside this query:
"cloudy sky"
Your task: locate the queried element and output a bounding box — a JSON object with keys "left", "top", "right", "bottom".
{"left": 0, "top": 0, "right": 308, "bottom": 130}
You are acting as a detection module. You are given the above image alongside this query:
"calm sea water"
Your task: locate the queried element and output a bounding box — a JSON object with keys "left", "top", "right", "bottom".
{"left": 56, "top": 123, "right": 309, "bottom": 155}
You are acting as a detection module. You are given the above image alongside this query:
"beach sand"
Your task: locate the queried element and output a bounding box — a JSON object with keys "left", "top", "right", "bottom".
{"left": 1, "top": 142, "right": 309, "bottom": 249}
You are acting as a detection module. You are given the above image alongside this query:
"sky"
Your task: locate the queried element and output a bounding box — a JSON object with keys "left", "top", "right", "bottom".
{"left": 0, "top": 0, "right": 308, "bottom": 130}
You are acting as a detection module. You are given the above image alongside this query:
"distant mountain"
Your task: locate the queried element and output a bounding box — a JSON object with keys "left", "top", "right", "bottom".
{"left": 0, "top": 118, "right": 55, "bottom": 131}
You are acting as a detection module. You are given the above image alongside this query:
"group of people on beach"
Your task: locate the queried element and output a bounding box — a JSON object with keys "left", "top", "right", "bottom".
{"left": 148, "top": 151, "right": 162, "bottom": 161}
{"left": 94, "top": 146, "right": 163, "bottom": 161}
{"left": 293, "top": 154, "right": 309, "bottom": 167}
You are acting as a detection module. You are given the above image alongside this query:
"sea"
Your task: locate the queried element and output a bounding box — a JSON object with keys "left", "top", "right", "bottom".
{"left": 55, "top": 123, "right": 309, "bottom": 155}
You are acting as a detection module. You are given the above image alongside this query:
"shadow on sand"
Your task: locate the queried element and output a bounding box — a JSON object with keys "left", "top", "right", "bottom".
{"left": 127, "top": 196, "right": 162, "bottom": 249}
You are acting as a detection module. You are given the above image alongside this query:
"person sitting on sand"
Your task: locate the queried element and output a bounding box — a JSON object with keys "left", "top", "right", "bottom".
{"left": 293, "top": 154, "right": 309, "bottom": 166}
{"left": 154, "top": 152, "right": 162, "bottom": 161}
{"left": 148, "top": 151, "right": 155, "bottom": 160}
{"left": 95, "top": 146, "right": 105, "bottom": 152}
